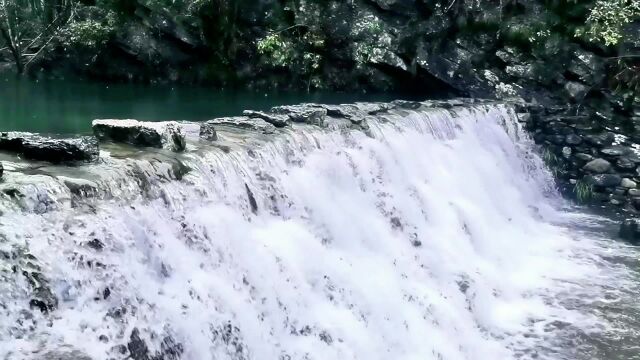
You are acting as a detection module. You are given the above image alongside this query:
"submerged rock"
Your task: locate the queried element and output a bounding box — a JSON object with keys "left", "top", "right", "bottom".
{"left": 201, "top": 117, "right": 277, "bottom": 135}
{"left": 199, "top": 122, "right": 218, "bottom": 141}
{"left": 92, "top": 120, "right": 186, "bottom": 152}
{"left": 34, "top": 350, "right": 93, "bottom": 360}
{"left": 620, "top": 218, "right": 640, "bottom": 244}
{"left": 0, "top": 132, "right": 99, "bottom": 163}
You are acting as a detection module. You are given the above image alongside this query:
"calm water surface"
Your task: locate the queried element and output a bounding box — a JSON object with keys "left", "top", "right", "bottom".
{"left": 0, "top": 77, "right": 414, "bottom": 134}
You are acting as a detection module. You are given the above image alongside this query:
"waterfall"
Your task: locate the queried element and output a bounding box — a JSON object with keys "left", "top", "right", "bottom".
{"left": 1, "top": 104, "right": 637, "bottom": 360}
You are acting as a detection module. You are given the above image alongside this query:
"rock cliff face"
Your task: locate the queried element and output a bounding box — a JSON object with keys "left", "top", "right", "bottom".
{"left": 26, "top": 2, "right": 636, "bottom": 109}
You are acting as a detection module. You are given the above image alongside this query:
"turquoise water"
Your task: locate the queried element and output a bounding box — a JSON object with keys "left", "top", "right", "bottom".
{"left": 0, "top": 77, "right": 414, "bottom": 134}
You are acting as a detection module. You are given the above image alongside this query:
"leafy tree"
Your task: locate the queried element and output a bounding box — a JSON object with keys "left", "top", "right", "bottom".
{"left": 0, "top": 0, "right": 75, "bottom": 73}
{"left": 580, "top": 0, "right": 640, "bottom": 46}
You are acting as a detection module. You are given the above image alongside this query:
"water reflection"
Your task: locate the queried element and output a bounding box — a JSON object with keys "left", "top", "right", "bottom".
{"left": 0, "top": 77, "right": 413, "bottom": 134}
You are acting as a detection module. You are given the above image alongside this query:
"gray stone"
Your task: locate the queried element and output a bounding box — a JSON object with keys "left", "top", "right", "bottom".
{"left": 574, "top": 153, "right": 594, "bottom": 162}
{"left": 546, "top": 135, "right": 566, "bottom": 145}
{"left": 629, "top": 189, "right": 640, "bottom": 196}
{"left": 59, "top": 176, "right": 99, "bottom": 196}
{"left": 0, "top": 132, "right": 99, "bottom": 163}
{"left": 242, "top": 110, "right": 289, "bottom": 127}
{"left": 616, "top": 158, "right": 636, "bottom": 170}
{"left": 319, "top": 104, "right": 366, "bottom": 124}
{"left": 271, "top": 105, "right": 328, "bottom": 126}
{"left": 516, "top": 113, "right": 531, "bottom": 123}
{"left": 620, "top": 218, "right": 640, "bottom": 244}
{"left": 565, "top": 134, "right": 582, "bottom": 145}
{"left": 92, "top": 120, "right": 186, "bottom": 152}
{"left": 586, "top": 174, "right": 621, "bottom": 187}
{"left": 600, "top": 146, "right": 631, "bottom": 157}
{"left": 352, "top": 102, "right": 392, "bottom": 115}
{"left": 568, "top": 49, "right": 604, "bottom": 85}
{"left": 199, "top": 122, "right": 218, "bottom": 141}
{"left": 202, "top": 117, "right": 276, "bottom": 134}
{"left": 35, "top": 349, "right": 93, "bottom": 360}
{"left": 391, "top": 100, "right": 424, "bottom": 109}
{"left": 584, "top": 133, "right": 615, "bottom": 147}
{"left": 621, "top": 178, "right": 637, "bottom": 189}
{"left": 583, "top": 158, "right": 612, "bottom": 173}
{"left": 564, "top": 81, "right": 590, "bottom": 101}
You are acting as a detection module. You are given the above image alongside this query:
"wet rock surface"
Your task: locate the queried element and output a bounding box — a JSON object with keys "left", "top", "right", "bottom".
{"left": 0, "top": 132, "right": 99, "bottom": 163}
{"left": 92, "top": 120, "right": 186, "bottom": 152}
{"left": 524, "top": 104, "right": 640, "bottom": 241}
{"left": 201, "top": 117, "right": 277, "bottom": 135}
{"left": 620, "top": 219, "right": 640, "bottom": 244}
{"left": 270, "top": 105, "right": 328, "bottom": 126}
{"left": 242, "top": 110, "right": 289, "bottom": 128}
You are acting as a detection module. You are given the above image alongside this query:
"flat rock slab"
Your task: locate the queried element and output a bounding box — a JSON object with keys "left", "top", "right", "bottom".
{"left": 271, "top": 105, "right": 327, "bottom": 126}
{"left": 92, "top": 120, "right": 186, "bottom": 152}
{"left": 0, "top": 132, "right": 99, "bottom": 163}
{"left": 242, "top": 110, "right": 289, "bottom": 127}
{"left": 201, "top": 117, "right": 277, "bottom": 136}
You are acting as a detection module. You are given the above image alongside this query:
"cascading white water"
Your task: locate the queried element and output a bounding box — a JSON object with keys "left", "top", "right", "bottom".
{"left": 1, "top": 104, "right": 638, "bottom": 360}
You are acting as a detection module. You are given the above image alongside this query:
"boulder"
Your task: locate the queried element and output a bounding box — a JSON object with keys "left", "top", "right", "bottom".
{"left": 617, "top": 157, "right": 637, "bottom": 170}
{"left": 564, "top": 81, "right": 589, "bottom": 101}
{"left": 0, "top": 161, "right": 3, "bottom": 178}
{"left": 199, "top": 122, "right": 218, "bottom": 141}
{"left": 583, "top": 133, "right": 615, "bottom": 147}
{"left": 574, "top": 153, "right": 594, "bottom": 162}
{"left": 0, "top": 132, "right": 99, "bottom": 163}
{"left": 586, "top": 174, "right": 622, "bottom": 187}
{"left": 242, "top": 110, "right": 289, "bottom": 127}
{"left": 620, "top": 218, "right": 640, "bottom": 244}
{"left": 621, "top": 178, "right": 637, "bottom": 189}
{"left": 583, "top": 158, "right": 612, "bottom": 173}
{"left": 568, "top": 49, "right": 604, "bottom": 85}
{"left": 92, "top": 120, "right": 186, "bottom": 152}
{"left": 600, "top": 146, "right": 631, "bottom": 157}
{"left": 271, "top": 104, "right": 328, "bottom": 126}
{"left": 201, "top": 117, "right": 276, "bottom": 135}
{"left": 565, "top": 134, "right": 582, "bottom": 145}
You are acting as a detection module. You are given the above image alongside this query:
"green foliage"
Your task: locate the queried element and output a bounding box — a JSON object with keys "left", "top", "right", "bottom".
{"left": 542, "top": 148, "right": 564, "bottom": 177}
{"left": 60, "top": 11, "right": 116, "bottom": 48}
{"left": 257, "top": 33, "right": 295, "bottom": 68}
{"left": 574, "top": 179, "right": 594, "bottom": 203}
{"left": 577, "top": 0, "right": 640, "bottom": 46}
{"left": 256, "top": 30, "right": 325, "bottom": 89}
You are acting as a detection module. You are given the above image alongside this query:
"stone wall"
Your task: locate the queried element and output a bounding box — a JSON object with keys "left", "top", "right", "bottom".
{"left": 525, "top": 104, "right": 640, "bottom": 214}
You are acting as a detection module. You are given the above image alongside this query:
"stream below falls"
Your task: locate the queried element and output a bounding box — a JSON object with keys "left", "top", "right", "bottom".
{"left": 1, "top": 104, "right": 639, "bottom": 360}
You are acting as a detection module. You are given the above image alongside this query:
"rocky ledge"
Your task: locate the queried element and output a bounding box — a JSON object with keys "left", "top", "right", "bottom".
{"left": 0, "top": 132, "right": 99, "bottom": 163}
{"left": 92, "top": 120, "right": 187, "bottom": 152}
{"left": 3, "top": 98, "right": 639, "bottom": 243}
{"left": 0, "top": 99, "right": 487, "bottom": 170}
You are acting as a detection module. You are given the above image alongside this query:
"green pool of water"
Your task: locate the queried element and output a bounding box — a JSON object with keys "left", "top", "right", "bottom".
{"left": 0, "top": 77, "right": 416, "bottom": 135}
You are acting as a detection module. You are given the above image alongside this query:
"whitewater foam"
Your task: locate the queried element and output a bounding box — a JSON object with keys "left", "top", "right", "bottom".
{"left": 0, "top": 104, "right": 636, "bottom": 360}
